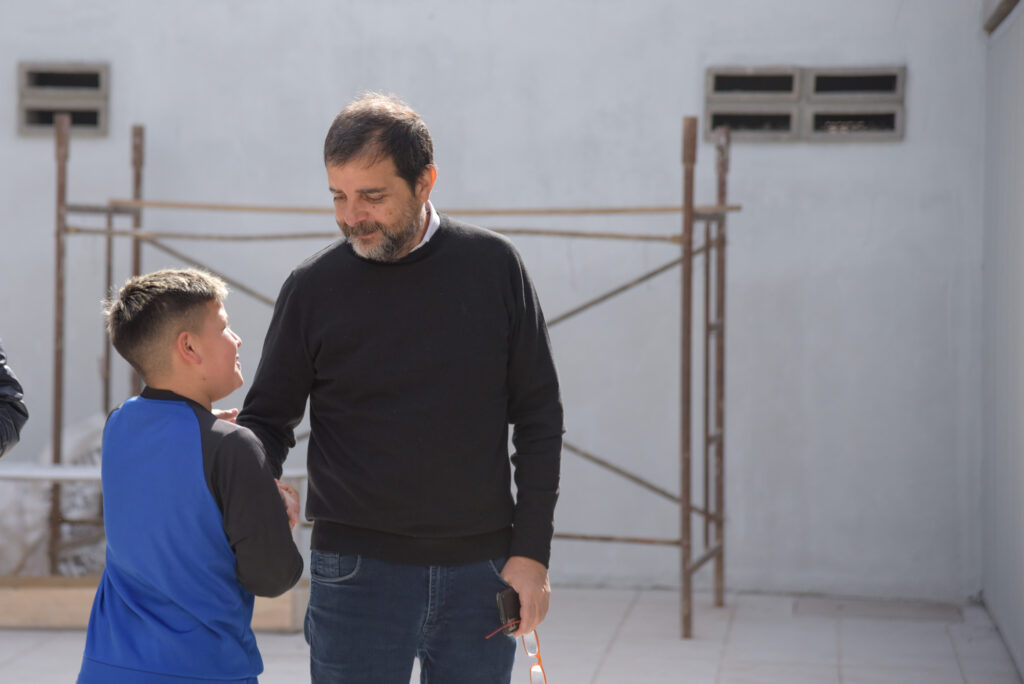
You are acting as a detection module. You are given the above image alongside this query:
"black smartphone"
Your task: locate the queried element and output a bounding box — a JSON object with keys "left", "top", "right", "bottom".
{"left": 496, "top": 587, "right": 521, "bottom": 635}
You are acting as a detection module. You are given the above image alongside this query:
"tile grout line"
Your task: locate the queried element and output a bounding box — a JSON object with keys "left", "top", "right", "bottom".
{"left": 946, "top": 623, "right": 970, "bottom": 684}
{"left": 712, "top": 598, "right": 737, "bottom": 684}
{"left": 587, "top": 588, "right": 641, "bottom": 684}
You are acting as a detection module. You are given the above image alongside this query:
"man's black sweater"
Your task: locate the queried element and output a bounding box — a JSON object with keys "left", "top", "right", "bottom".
{"left": 239, "top": 216, "right": 563, "bottom": 567}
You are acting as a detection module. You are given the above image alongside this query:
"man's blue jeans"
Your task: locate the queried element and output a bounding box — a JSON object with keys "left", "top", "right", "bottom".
{"left": 304, "top": 551, "right": 517, "bottom": 683}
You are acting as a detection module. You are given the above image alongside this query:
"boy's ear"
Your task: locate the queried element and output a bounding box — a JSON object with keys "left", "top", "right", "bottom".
{"left": 174, "top": 330, "right": 202, "bottom": 366}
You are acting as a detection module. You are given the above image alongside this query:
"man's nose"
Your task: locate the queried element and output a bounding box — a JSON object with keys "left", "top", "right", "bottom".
{"left": 344, "top": 199, "right": 367, "bottom": 226}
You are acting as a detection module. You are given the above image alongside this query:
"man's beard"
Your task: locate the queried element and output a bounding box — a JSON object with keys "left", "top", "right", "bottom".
{"left": 340, "top": 203, "right": 423, "bottom": 263}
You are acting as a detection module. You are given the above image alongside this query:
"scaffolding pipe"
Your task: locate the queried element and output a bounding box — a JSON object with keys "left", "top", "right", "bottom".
{"left": 43, "top": 117, "right": 737, "bottom": 640}
{"left": 130, "top": 126, "right": 144, "bottom": 276}
{"left": 553, "top": 533, "right": 680, "bottom": 546}
{"left": 703, "top": 219, "right": 712, "bottom": 550}
{"left": 102, "top": 208, "right": 113, "bottom": 414}
{"left": 561, "top": 441, "right": 680, "bottom": 504}
{"left": 547, "top": 257, "right": 683, "bottom": 328}
{"left": 65, "top": 224, "right": 686, "bottom": 245}
{"left": 680, "top": 116, "right": 697, "bottom": 638}
{"left": 109, "top": 197, "right": 739, "bottom": 218}
{"left": 49, "top": 113, "right": 71, "bottom": 575}
{"left": 148, "top": 239, "right": 276, "bottom": 307}
{"left": 130, "top": 125, "right": 144, "bottom": 396}
{"left": 690, "top": 543, "right": 724, "bottom": 575}
{"left": 713, "top": 126, "right": 730, "bottom": 608}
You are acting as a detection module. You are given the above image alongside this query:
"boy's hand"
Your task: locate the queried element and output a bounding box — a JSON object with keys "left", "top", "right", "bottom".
{"left": 276, "top": 480, "right": 300, "bottom": 530}
{"left": 213, "top": 408, "right": 239, "bottom": 423}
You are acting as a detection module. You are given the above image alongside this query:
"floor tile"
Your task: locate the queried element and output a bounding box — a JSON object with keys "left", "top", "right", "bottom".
{"left": 960, "top": 658, "right": 1023, "bottom": 684}
{"left": 594, "top": 655, "right": 719, "bottom": 684}
{"left": 0, "top": 590, "right": 1018, "bottom": 684}
{"left": 841, "top": 664, "right": 966, "bottom": 684}
{"left": 840, "top": 618, "right": 960, "bottom": 669}
{"left": 3, "top": 629, "right": 84, "bottom": 671}
{"left": 949, "top": 620, "right": 1018, "bottom": 664}
{"left": 725, "top": 616, "right": 839, "bottom": 665}
{"left": 731, "top": 593, "right": 796, "bottom": 620}
{"left": 254, "top": 631, "right": 310, "bottom": 656}
{"left": 260, "top": 659, "right": 311, "bottom": 684}
{"left": 717, "top": 662, "right": 840, "bottom": 684}
{"left": 517, "top": 641, "right": 602, "bottom": 683}
{"left": 963, "top": 605, "right": 998, "bottom": 628}
{"left": 796, "top": 595, "right": 962, "bottom": 623}
{"left": 0, "top": 629, "right": 49, "bottom": 666}
{"left": 546, "top": 587, "right": 637, "bottom": 642}
{"left": 622, "top": 589, "right": 732, "bottom": 645}
{"left": 0, "top": 647, "right": 85, "bottom": 682}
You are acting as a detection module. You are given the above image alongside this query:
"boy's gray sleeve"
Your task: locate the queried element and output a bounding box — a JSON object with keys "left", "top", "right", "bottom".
{"left": 204, "top": 425, "right": 303, "bottom": 597}
{"left": 0, "top": 341, "right": 29, "bottom": 459}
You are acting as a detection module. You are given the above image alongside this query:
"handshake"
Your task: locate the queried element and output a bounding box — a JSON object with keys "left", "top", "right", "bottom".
{"left": 217, "top": 408, "right": 300, "bottom": 531}
{"left": 274, "top": 480, "right": 300, "bottom": 530}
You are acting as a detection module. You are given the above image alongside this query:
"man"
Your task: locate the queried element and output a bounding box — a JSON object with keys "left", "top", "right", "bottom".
{"left": 238, "top": 93, "right": 563, "bottom": 684}
{"left": 0, "top": 340, "right": 28, "bottom": 458}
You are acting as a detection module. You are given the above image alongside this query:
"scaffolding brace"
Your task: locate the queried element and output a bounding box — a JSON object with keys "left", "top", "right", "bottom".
{"left": 44, "top": 113, "right": 738, "bottom": 638}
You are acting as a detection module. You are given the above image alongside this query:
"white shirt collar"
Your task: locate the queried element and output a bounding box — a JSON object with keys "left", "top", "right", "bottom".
{"left": 409, "top": 201, "right": 440, "bottom": 253}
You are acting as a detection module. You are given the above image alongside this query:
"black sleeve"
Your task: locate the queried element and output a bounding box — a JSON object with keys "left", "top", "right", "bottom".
{"left": 0, "top": 341, "right": 29, "bottom": 459}
{"left": 237, "top": 274, "right": 315, "bottom": 479}
{"left": 505, "top": 253, "right": 564, "bottom": 567}
{"left": 206, "top": 426, "right": 304, "bottom": 597}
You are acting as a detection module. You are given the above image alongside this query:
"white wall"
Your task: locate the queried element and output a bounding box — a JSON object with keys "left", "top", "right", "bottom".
{"left": 0, "top": 0, "right": 988, "bottom": 601}
{"left": 714, "top": 5, "right": 987, "bottom": 601}
{"left": 982, "top": 2, "right": 1024, "bottom": 670}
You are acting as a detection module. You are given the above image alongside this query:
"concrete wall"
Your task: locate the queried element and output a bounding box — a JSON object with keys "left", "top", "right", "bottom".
{"left": 982, "top": 2, "right": 1024, "bottom": 670}
{"left": 0, "top": 1, "right": 988, "bottom": 600}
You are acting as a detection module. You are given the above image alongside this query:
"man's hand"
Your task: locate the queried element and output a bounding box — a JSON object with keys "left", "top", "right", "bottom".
{"left": 275, "top": 480, "right": 300, "bottom": 530}
{"left": 500, "top": 556, "right": 550, "bottom": 637}
{"left": 213, "top": 408, "right": 239, "bottom": 423}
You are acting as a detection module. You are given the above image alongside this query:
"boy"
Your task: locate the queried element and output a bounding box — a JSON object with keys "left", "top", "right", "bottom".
{"left": 78, "top": 268, "right": 304, "bottom": 684}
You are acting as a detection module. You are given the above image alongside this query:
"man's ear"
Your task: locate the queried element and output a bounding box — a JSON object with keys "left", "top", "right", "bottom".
{"left": 416, "top": 165, "right": 437, "bottom": 203}
{"left": 174, "top": 330, "right": 202, "bottom": 366}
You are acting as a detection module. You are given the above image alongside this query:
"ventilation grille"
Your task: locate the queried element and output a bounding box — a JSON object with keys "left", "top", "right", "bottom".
{"left": 18, "top": 62, "right": 109, "bottom": 137}
{"left": 813, "top": 74, "right": 898, "bottom": 95}
{"left": 706, "top": 66, "right": 905, "bottom": 142}
{"left": 713, "top": 73, "right": 795, "bottom": 95}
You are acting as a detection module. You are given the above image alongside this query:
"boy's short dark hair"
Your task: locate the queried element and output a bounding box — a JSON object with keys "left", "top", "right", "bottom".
{"left": 323, "top": 92, "right": 434, "bottom": 192}
{"left": 104, "top": 268, "right": 228, "bottom": 380}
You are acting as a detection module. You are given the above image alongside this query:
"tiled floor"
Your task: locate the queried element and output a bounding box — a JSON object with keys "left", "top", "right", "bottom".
{"left": 1, "top": 589, "right": 1020, "bottom": 683}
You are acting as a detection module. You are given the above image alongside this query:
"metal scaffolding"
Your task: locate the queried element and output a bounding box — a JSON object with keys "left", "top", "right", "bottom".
{"left": 42, "top": 113, "right": 739, "bottom": 637}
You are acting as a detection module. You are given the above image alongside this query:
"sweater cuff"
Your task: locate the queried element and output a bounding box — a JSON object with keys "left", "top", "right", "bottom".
{"left": 509, "top": 494, "right": 557, "bottom": 568}
{"left": 509, "top": 536, "right": 551, "bottom": 569}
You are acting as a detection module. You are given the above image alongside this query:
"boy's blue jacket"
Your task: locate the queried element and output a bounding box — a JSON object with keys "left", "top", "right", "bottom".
{"left": 78, "top": 387, "right": 303, "bottom": 684}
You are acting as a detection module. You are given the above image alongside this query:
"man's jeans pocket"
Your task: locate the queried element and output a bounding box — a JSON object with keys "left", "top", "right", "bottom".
{"left": 310, "top": 551, "right": 361, "bottom": 584}
{"left": 488, "top": 557, "right": 512, "bottom": 587}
